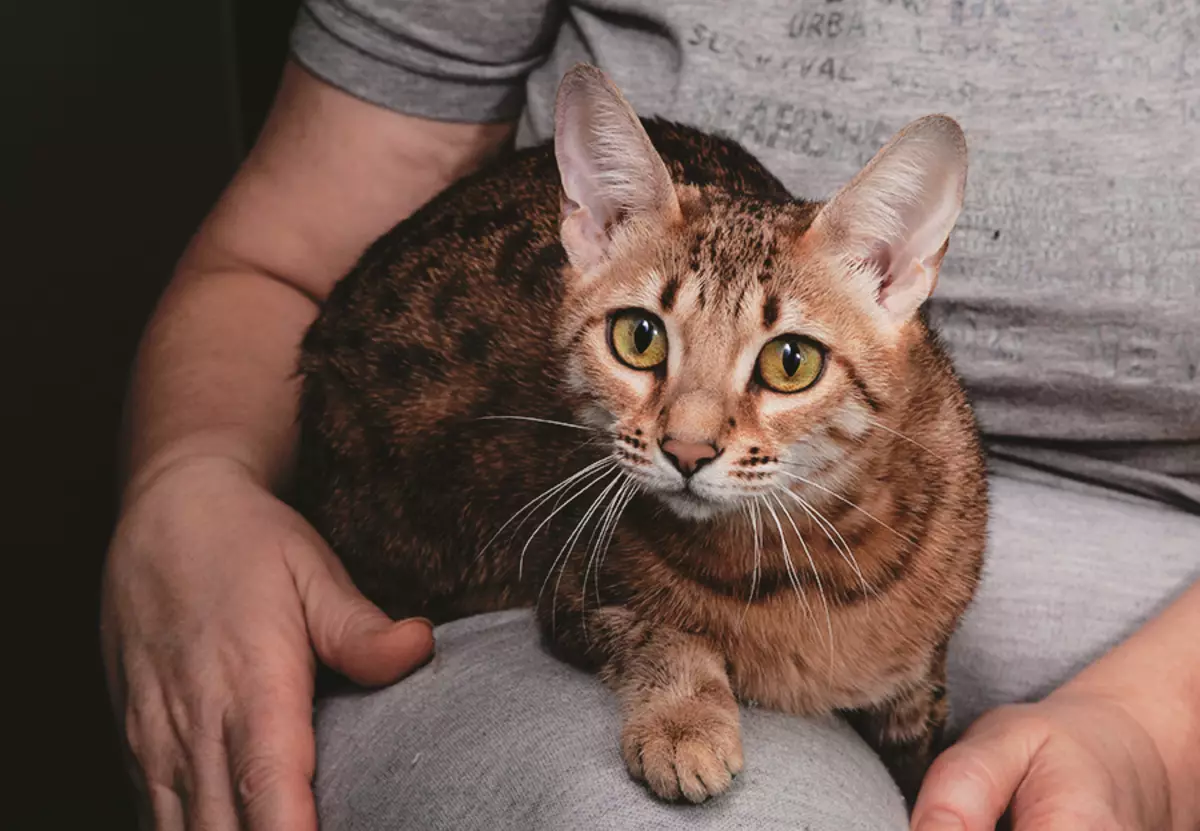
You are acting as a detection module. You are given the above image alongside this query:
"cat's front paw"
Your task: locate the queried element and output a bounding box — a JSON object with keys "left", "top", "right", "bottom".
{"left": 620, "top": 694, "right": 744, "bottom": 803}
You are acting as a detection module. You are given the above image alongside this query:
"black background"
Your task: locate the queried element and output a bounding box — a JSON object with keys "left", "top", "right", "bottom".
{"left": 5, "top": 0, "right": 299, "bottom": 824}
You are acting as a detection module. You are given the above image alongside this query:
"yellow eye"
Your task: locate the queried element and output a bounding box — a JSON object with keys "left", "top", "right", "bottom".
{"left": 609, "top": 309, "right": 667, "bottom": 370}
{"left": 757, "top": 337, "right": 824, "bottom": 393}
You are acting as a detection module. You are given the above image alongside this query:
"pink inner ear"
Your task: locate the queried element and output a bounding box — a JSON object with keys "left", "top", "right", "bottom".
{"left": 561, "top": 205, "right": 608, "bottom": 273}
{"left": 877, "top": 256, "right": 934, "bottom": 319}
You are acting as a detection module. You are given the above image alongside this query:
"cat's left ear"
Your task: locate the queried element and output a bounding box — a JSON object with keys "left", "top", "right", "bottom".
{"left": 811, "top": 115, "right": 967, "bottom": 324}
{"left": 554, "top": 64, "right": 682, "bottom": 275}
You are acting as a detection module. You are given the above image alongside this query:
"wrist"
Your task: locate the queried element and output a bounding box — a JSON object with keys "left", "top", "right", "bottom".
{"left": 122, "top": 431, "right": 278, "bottom": 510}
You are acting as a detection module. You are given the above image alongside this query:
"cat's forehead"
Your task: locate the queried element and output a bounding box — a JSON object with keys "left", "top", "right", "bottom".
{"left": 655, "top": 192, "right": 824, "bottom": 319}
{"left": 683, "top": 192, "right": 803, "bottom": 255}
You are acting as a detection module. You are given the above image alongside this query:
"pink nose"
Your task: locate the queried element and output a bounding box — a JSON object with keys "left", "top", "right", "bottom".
{"left": 661, "top": 438, "right": 719, "bottom": 476}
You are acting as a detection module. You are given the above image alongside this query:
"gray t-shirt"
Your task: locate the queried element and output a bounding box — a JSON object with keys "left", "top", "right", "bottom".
{"left": 291, "top": 0, "right": 1199, "bottom": 507}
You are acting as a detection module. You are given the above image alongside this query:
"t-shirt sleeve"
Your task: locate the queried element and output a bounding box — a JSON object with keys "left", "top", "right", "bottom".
{"left": 290, "top": 0, "right": 564, "bottom": 123}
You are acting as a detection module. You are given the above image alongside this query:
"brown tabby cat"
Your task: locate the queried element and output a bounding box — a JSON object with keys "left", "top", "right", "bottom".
{"left": 296, "top": 65, "right": 987, "bottom": 806}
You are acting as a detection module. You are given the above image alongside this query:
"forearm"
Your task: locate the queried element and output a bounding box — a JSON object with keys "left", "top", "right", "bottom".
{"left": 119, "top": 61, "right": 514, "bottom": 499}
{"left": 1064, "top": 578, "right": 1200, "bottom": 828}
{"left": 122, "top": 264, "right": 317, "bottom": 494}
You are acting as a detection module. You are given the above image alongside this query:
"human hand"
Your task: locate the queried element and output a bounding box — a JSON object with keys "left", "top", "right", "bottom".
{"left": 910, "top": 690, "right": 1175, "bottom": 830}
{"left": 101, "top": 455, "right": 433, "bottom": 830}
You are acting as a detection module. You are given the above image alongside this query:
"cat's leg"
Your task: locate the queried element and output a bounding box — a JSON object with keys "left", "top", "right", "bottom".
{"left": 840, "top": 642, "right": 949, "bottom": 808}
{"left": 543, "top": 604, "right": 744, "bottom": 803}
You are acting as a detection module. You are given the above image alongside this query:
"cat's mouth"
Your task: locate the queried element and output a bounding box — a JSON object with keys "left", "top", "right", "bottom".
{"left": 658, "top": 485, "right": 726, "bottom": 521}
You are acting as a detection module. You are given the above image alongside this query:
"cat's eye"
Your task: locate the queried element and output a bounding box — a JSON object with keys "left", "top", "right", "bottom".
{"left": 609, "top": 309, "right": 667, "bottom": 370}
{"left": 756, "top": 336, "right": 824, "bottom": 393}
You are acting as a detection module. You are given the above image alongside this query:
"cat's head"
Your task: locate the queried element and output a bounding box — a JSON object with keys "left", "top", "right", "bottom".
{"left": 552, "top": 65, "right": 967, "bottom": 521}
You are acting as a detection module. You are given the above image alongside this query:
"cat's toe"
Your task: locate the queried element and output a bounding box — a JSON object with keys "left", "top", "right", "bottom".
{"left": 621, "top": 701, "right": 743, "bottom": 803}
{"left": 675, "top": 737, "right": 739, "bottom": 802}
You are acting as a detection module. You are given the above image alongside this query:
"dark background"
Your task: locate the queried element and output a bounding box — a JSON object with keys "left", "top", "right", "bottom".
{"left": 5, "top": 0, "right": 299, "bottom": 824}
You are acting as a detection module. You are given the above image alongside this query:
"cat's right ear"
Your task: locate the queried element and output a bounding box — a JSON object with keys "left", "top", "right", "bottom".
{"left": 810, "top": 115, "right": 967, "bottom": 327}
{"left": 554, "top": 64, "right": 681, "bottom": 276}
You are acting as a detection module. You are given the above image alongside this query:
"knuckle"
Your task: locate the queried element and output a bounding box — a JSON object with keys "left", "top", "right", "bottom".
{"left": 165, "top": 696, "right": 195, "bottom": 738}
{"left": 323, "top": 602, "right": 379, "bottom": 655}
{"left": 233, "top": 754, "right": 289, "bottom": 809}
{"left": 926, "top": 744, "right": 996, "bottom": 795}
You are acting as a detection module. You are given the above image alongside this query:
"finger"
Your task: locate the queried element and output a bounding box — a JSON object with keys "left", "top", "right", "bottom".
{"left": 911, "top": 709, "right": 1050, "bottom": 831}
{"left": 186, "top": 734, "right": 241, "bottom": 831}
{"left": 290, "top": 538, "right": 434, "bottom": 686}
{"left": 226, "top": 689, "right": 318, "bottom": 831}
{"left": 146, "top": 779, "right": 187, "bottom": 831}
{"left": 124, "top": 684, "right": 189, "bottom": 831}
{"left": 120, "top": 737, "right": 158, "bottom": 831}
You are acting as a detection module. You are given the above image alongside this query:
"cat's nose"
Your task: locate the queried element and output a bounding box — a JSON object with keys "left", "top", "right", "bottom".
{"left": 660, "top": 437, "right": 719, "bottom": 477}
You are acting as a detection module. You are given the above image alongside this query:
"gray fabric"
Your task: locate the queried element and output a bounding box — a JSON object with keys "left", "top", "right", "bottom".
{"left": 291, "top": 0, "right": 561, "bottom": 123}
{"left": 316, "top": 610, "right": 909, "bottom": 830}
{"left": 291, "top": 0, "right": 1200, "bottom": 488}
{"left": 945, "top": 465, "right": 1200, "bottom": 736}
{"left": 314, "top": 470, "right": 1199, "bottom": 828}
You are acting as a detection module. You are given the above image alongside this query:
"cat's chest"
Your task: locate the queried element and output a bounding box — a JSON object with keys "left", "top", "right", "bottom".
{"left": 633, "top": 572, "right": 934, "bottom": 716}
{"left": 720, "top": 604, "right": 932, "bottom": 715}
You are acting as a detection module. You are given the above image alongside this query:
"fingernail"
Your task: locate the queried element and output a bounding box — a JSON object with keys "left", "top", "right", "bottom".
{"left": 401, "top": 616, "right": 435, "bottom": 630}
{"left": 915, "top": 809, "right": 965, "bottom": 831}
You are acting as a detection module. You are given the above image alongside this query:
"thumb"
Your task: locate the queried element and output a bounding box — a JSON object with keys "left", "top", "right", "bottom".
{"left": 910, "top": 707, "right": 1048, "bottom": 831}
{"left": 292, "top": 538, "right": 434, "bottom": 686}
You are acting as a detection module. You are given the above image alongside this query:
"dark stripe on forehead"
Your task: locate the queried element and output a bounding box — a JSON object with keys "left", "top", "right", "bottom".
{"left": 762, "top": 294, "right": 780, "bottom": 328}
{"left": 689, "top": 231, "right": 704, "bottom": 272}
{"left": 659, "top": 276, "right": 680, "bottom": 312}
{"left": 758, "top": 235, "right": 777, "bottom": 284}
{"left": 733, "top": 282, "right": 749, "bottom": 317}
{"left": 707, "top": 226, "right": 723, "bottom": 264}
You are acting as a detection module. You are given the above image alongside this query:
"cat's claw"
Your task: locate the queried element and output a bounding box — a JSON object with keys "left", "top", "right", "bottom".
{"left": 621, "top": 700, "right": 744, "bottom": 803}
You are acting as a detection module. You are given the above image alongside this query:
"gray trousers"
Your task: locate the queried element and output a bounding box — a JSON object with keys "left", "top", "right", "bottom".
{"left": 314, "top": 462, "right": 1199, "bottom": 830}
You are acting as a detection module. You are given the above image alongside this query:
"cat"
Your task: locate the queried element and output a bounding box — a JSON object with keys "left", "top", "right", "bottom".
{"left": 296, "top": 64, "right": 987, "bottom": 806}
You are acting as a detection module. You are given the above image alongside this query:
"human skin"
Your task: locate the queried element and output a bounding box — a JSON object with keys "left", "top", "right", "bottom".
{"left": 100, "top": 61, "right": 513, "bottom": 830}
{"left": 912, "top": 580, "right": 1199, "bottom": 831}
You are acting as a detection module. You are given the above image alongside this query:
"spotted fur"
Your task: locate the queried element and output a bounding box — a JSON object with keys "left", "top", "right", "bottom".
{"left": 297, "top": 100, "right": 986, "bottom": 807}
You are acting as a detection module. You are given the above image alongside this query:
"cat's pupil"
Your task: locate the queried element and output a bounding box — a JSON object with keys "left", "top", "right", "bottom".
{"left": 634, "top": 319, "right": 656, "bottom": 353}
{"left": 781, "top": 342, "right": 803, "bottom": 377}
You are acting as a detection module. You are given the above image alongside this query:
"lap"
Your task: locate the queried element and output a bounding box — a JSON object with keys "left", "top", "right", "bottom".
{"left": 315, "top": 610, "right": 909, "bottom": 830}
{"left": 315, "top": 465, "right": 1199, "bottom": 828}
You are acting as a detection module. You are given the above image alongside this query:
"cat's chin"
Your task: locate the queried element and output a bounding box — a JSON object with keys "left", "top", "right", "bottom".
{"left": 656, "top": 490, "right": 732, "bottom": 522}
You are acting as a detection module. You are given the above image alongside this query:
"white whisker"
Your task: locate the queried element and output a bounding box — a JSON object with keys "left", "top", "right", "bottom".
{"left": 579, "top": 475, "right": 629, "bottom": 614}
{"left": 865, "top": 417, "right": 946, "bottom": 462}
{"left": 759, "top": 495, "right": 811, "bottom": 620}
{"left": 474, "top": 415, "right": 600, "bottom": 432}
{"left": 765, "top": 493, "right": 815, "bottom": 625}
{"left": 766, "top": 493, "right": 835, "bottom": 683}
{"left": 545, "top": 470, "right": 624, "bottom": 635}
{"left": 739, "top": 501, "right": 763, "bottom": 627}
{"left": 583, "top": 480, "right": 623, "bottom": 590}
{"left": 475, "top": 456, "right": 616, "bottom": 567}
{"left": 776, "top": 485, "right": 875, "bottom": 604}
{"left": 776, "top": 469, "right": 918, "bottom": 546}
{"left": 592, "top": 480, "right": 639, "bottom": 608}
{"left": 517, "top": 463, "right": 615, "bottom": 580}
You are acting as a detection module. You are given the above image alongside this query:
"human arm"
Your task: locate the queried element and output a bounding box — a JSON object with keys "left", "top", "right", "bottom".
{"left": 101, "top": 60, "right": 513, "bottom": 830}
{"left": 912, "top": 578, "right": 1200, "bottom": 831}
